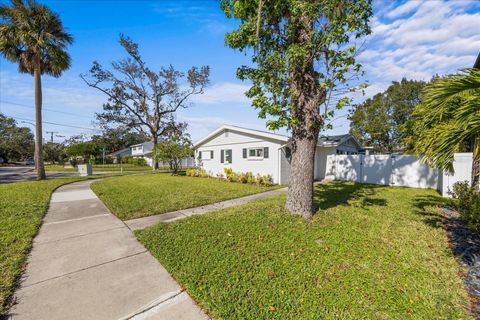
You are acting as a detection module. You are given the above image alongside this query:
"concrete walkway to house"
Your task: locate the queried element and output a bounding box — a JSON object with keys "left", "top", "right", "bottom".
{"left": 9, "top": 180, "right": 208, "bottom": 320}
{"left": 125, "top": 187, "right": 288, "bottom": 230}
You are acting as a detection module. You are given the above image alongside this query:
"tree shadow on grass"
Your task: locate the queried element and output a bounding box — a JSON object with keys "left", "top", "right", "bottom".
{"left": 313, "top": 181, "right": 387, "bottom": 212}
{"left": 412, "top": 194, "right": 449, "bottom": 229}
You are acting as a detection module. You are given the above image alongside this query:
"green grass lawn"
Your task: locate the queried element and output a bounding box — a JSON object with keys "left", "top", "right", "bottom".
{"left": 137, "top": 181, "right": 472, "bottom": 319}
{"left": 91, "top": 173, "right": 281, "bottom": 220}
{"left": 0, "top": 176, "right": 89, "bottom": 316}
{"left": 45, "top": 163, "right": 153, "bottom": 172}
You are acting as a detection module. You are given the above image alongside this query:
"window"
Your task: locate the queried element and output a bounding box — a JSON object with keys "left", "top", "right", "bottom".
{"left": 244, "top": 147, "right": 269, "bottom": 159}
{"left": 249, "top": 148, "right": 263, "bottom": 158}
{"left": 221, "top": 149, "right": 232, "bottom": 164}
{"left": 200, "top": 150, "right": 213, "bottom": 160}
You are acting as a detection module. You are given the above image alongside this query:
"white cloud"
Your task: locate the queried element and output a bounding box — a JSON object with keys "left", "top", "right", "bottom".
{"left": 386, "top": 0, "right": 422, "bottom": 19}
{"left": 192, "top": 82, "right": 250, "bottom": 105}
{"left": 361, "top": 0, "right": 480, "bottom": 92}
{"left": 0, "top": 71, "right": 105, "bottom": 112}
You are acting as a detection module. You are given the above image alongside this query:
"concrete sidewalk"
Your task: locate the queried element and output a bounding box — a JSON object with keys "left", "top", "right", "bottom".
{"left": 125, "top": 187, "right": 288, "bottom": 230}
{"left": 9, "top": 180, "right": 208, "bottom": 320}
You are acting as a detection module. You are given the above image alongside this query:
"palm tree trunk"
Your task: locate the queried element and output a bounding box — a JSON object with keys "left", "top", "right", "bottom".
{"left": 472, "top": 136, "right": 480, "bottom": 190}
{"left": 34, "top": 66, "right": 46, "bottom": 180}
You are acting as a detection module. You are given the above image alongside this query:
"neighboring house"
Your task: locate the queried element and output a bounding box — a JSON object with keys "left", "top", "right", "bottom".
{"left": 109, "top": 141, "right": 194, "bottom": 168}
{"left": 193, "top": 125, "right": 362, "bottom": 184}
{"left": 109, "top": 146, "right": 132, "bottom": 163}
{"left": 131, "top": 142, "right": 155, "bottom": 166}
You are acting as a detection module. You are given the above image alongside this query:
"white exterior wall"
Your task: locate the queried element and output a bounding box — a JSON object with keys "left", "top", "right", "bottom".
{"left": 195, "top": 130, "right": 283, "bottom": 183}
{"left": 442, "top": 153, "right": 473, "bottom": 196}
{"left": 131, "top": 146, "right": 144, "bottom": 156}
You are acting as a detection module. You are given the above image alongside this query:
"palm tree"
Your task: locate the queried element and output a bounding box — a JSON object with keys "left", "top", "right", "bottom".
{"left": 412, "top": 67, "right": 480, "bottom": 189}
{"left": 0, "top": 0, "right": 73, "bottom": 179}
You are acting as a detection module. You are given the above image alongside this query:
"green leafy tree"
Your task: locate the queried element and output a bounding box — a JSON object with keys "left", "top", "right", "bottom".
{"left": 0, "top": 0, "right": 73, "bottom": 179}
{"left": 153, "top": 131, "right": 192, "bottom": 175}
{"left": 91, "top": 126, "right": 148, "bottom": 154}
{"left": 411, "top": 68, "right": 480, "bottom": 189}
{"left": 43, "top": 142, "right": 64, "bottom": 164}
{"left": 0, "top": 113, "right": 34, "bottom": 162}
{"left": 349, "top": 79, "right": 426, "bottom": 152}
{"left": 221, "top": 0, "right": 372, "bottom": 218}
{"left": 65, "top": 141, "right": 101, "bottom": 161}
{"left": 81, "top": 35, "right": 209, "bottom": 170}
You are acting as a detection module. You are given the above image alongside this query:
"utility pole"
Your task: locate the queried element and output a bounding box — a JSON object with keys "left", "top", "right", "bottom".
{"left": 46, "top": 131, "right": 58, "bottom": 143}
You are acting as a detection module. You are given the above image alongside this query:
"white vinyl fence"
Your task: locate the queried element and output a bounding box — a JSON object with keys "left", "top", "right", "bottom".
{"left": 325, "top": 153, "right": 473, "bottom": 197}
{"left": 156, "top": 157, "right": 195, "bottom": 168}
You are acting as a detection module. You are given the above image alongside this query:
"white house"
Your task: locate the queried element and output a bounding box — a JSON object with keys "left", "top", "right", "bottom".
{"left": 110, "top": 141, "right": 194, "bottom": 168}
{"left": 193, "top": 125, "right": 362, "bottom": 184}
{"left": 130, "top": 142, "right": 155, "bottom": 166}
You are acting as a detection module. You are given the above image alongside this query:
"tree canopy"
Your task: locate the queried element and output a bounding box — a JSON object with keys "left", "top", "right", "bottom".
{"left": 221, "top": 0, "right": 372, "bottom": 217}
{"left": 91, "top": 126, "right": 148, "bottom": 154}
{"left": 349, "top": 78, "right": 426, "bottom": 152}
{"left": 0, "top": 0, "right": 73, "bottom": 77}
{"left": 153, "top": 129, "right": 192, "bottom": 175}
{"left": 81, "top": 35, "right": 209, "bottom": 170}
{"left": 0, "top": 113, "right": 34, "bottom": 162}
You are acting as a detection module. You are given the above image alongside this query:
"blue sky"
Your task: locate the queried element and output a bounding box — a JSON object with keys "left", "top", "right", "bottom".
{"left": 0, "top": 0, "right": 479, "bottom": 142}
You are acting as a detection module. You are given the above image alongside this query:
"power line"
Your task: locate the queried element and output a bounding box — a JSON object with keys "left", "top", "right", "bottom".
{"left": 6, "top": 115, "right": 101, "bottom": 132}
{"left": 0, "top": 100, "right": 95, "bottom": 119}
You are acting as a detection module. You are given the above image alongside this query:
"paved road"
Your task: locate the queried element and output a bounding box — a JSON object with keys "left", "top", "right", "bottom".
{"left": 0, "top": 166, "right": 33, "bottom": 176}
{"left": 0, "top": 166, "right": 77, "bottom": 183}
{"left": 10, "top": 180, "right": 208, "bottom": 320}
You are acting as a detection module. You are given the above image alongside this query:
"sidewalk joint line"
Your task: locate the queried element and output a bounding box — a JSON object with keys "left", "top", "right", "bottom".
{"left": 125, "top": 289, "right": 186, "bottom": 320}
{"left": 43, "top": 213, "right": 109, "bottom": 225}
{"left": 35, "top": 226, "right": 125, "bottom": 245}
{"left": 21, "top": 250, "right": 148, "bottom": 289}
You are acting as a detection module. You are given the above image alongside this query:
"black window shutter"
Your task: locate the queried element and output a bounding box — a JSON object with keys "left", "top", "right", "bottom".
{"left": 211, "top": 151, "right": 214, "bottom": 159}
{"left": 264, "top": 147, "right": 269, "bottom": 158}
{"left": 243, "top": 148, "right": 247, "bottom": 158}
{"left": 198, "top": 151, "right": 202, "bottom": 159}
{"left": 221, "top": 150, "right": 224, "bottom": 163}
{"left": 285, "top": 147, "right": 291, "bottom": 159}
{"left": 228, "top": 149, "right": 232, "bottom": 163}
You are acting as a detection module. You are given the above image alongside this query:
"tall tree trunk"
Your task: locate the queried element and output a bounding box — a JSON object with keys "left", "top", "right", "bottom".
{"left": 151, "top": 135, "right": 158, "bottom": 170}
{"left": 284, "top": 12, "right": 323, "bottom": 219}
{"left": 34, "top": 66, "right": 46, "bottom": 180}
{"left": 472, "top": 136, "right": 480, "bottom": 190}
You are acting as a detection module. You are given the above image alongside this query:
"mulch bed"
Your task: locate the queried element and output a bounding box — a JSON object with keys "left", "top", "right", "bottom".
{"left": 441, "top": 206, "right": 480, "bottom": 318}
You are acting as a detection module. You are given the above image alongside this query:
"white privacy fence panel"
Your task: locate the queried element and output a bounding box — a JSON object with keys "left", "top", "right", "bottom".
{"left": 325, "top": 153, "right": 472, "bottom": 196}
{"left": 441, "top": 153, "right": 473, "bottom": 196}
{"left": 333, "top": 155, "right": 361, "bottom": 182}
{"left": 363, "top": 155, "right": 391, "bottom": 185}
{"left": 390, "top": 155, "right": 440, "bottom": 189}
{"left": 157, "top": 157, "right": 195, "bottom": 168}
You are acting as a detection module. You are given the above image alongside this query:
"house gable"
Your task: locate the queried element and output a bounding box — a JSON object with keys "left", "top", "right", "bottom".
{"left": 194, "top": 125, "right": 288, "bottom": 149}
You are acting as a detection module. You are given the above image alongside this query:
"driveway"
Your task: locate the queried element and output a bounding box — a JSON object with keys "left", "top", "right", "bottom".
{"left": 0, "top": 166, "right": 77, "bottom": 183}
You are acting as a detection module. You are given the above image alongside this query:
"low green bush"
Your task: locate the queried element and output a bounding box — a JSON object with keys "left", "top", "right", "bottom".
{"left": 450, "top": 181, "right": 480, "bottom": 231}
{"left": 189, "top": 167, "right": 275, "bottom": 186}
